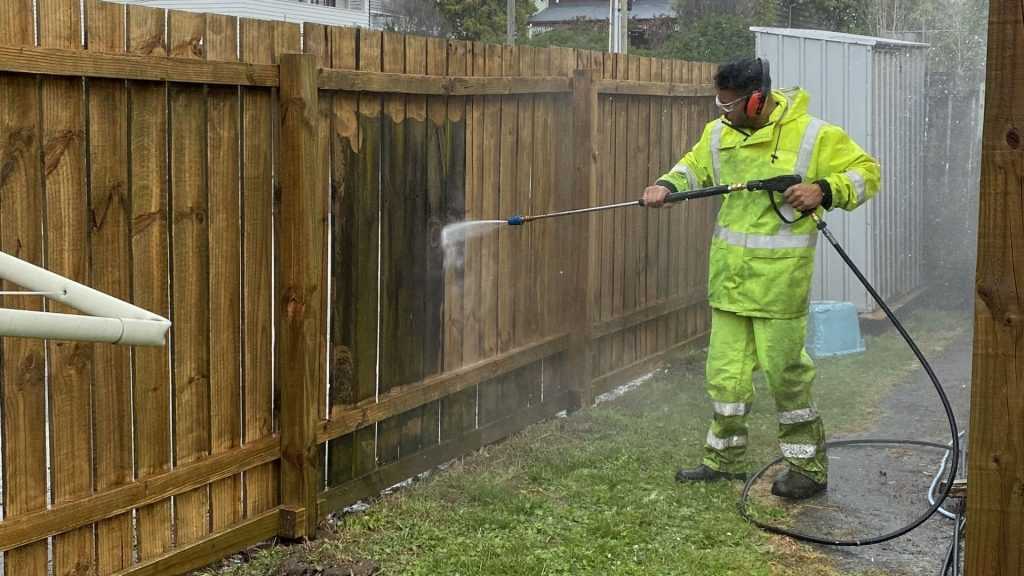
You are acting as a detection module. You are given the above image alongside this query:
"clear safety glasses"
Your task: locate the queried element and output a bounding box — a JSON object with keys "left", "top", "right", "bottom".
{"left": 715, "top": 94, "right": 747, "bottom": 114}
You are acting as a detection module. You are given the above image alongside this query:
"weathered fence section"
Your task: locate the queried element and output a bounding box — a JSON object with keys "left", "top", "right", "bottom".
{"left": 0, "top": 1, "right": 717, "bottom": 573}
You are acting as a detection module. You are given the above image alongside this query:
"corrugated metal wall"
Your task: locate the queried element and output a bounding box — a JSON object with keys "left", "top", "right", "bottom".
{"left": 755, "top": 29, "right": 928, "bottom": 314}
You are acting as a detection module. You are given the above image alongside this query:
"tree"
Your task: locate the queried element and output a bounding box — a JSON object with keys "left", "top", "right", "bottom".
{"left": 437, "top": 0, "right": 537, "bottom": 43}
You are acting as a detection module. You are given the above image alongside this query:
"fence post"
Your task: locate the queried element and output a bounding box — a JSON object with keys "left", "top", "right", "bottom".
{"left": 568, "top": 68, "right": 598, "bottom": 411}
{"left": 278, "top": 51, "right": 324, "bottom": 539}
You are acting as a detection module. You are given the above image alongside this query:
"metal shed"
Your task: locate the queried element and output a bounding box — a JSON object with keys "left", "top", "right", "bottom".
{"left": 752, "top": 27, "right": 929, "bottom": 314}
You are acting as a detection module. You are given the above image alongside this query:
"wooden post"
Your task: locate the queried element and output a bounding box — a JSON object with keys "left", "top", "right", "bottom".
{"left": 967, "top": 0, "right": 1024, "bottom": 573}
{"left": 278, "top": 51, "right": 323, "bottom": 539}
{"left": 568, "top": 69, "right": 597, "bottom": 411}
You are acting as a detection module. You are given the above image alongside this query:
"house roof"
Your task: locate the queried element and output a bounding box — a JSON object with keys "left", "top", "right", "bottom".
{"left": 750, "top": 27, "right": 929, "bottom": 49}
{"left": 529, "top": 0, "right": 673, "bottom": 24}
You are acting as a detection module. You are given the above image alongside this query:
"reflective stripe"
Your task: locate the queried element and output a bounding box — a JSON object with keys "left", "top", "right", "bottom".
{"left": 710, "top": 121, "right": 724, "bottom": 184}
{"left": 713, "top": 401, "right": 750, "bottom": 417}
{"left": 706, "top": 430, "right": 747, "bottom": 450}
{"left": 846, "top": 169, "right": 867, "bottom": 205}
{"left": 780, "top": 443, "right": 818, "bottom": 459}
{"left": 778, "top": 407, "right": 819, "bottom": 425}
{"left": 672, "top": 163, "right": 698, "bottom": 190}
{"left": 795, "top": 118, "right": 825, "bottom": 177}
{"left": 715, "top": 225, "right": 817, "bottom": 249}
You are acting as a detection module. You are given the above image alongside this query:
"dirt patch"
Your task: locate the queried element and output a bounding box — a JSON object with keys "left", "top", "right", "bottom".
{"left": 279, "top": 555, "right": 380, "bottom": 576}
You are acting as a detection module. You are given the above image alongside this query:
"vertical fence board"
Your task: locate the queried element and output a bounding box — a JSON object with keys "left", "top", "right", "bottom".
{"left": 597, "top": 53, "right": 616, "bottom": 379}
{"left": 645, "top": 59, "right": 662, "bottom": 356}
{"left": 636, "top": 57, "right": 653, "bottom": 360}
{"left": 497, "top": 45, "right": 519, "bottom": 414}
{"left": 303, "top": 25, "right": 331, "bottom": 492}
{"left": 0, "top": 1, "right": 48, "bottom": 573}
{"left": 85, "top": 1, "right": 135, "bottom": 571}
{"left": 477, "top": 44, "right": 503, "bottom": 425}
{"left": 657, "top": 60, "right": 673, "bottom": 352}
{"left": 205, "top": 12, "right": 244, "bottom": 534}
{"left": 378, "top": 30, "right": 407, "bottom": 467}
{"left": 327, "top": 25, "right": 358, "bottom": 487}
{"left": 531, "top": 47, "right": 556, "bottom": 400}
{"left": 240, "top": 17, "right": 278, "bottom": 517}
{"left": 36, "top": 0, "right": 94, "bottom": 573}
{"left": 127, "top": 4, "right": 173, "bottom": 561}
{"left": 461, "top": 40, "right": 485, "bottom": 414}
{"left": 421, "top": 36, "right": 447, "bottom": 449}
{"left": 168, "top": 8, "right": 212, "bottom": 547}
{"left": 353, "top": 29, "right": 382, "bottom": 477}
{"left": 397, "top": 35, "right": 427, "bottom": 460}
{"left": 441, "top": 40, "right": 472, "bottom": 441}
{"left": 611, "top": 54, "right": 628, "bottom": 373}
{"left": 516, "top": 46, "right": 541, "bottom": 407}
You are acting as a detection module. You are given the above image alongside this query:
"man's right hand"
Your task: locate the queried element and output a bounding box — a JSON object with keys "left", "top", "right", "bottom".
{"left": 642, "top": 184, "right": 672, "bottom": 208}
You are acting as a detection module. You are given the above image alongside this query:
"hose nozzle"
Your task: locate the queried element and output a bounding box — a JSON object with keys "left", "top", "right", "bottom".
{"left": 507, "top": 215, "right": 526, "bottom": 226}
{"left": 746, "top": 174, "right": 802, "bottom": 192}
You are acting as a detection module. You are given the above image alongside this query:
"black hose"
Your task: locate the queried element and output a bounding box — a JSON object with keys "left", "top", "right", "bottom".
{"left": 737, "top": 218, "right": 961, "bottom": 547}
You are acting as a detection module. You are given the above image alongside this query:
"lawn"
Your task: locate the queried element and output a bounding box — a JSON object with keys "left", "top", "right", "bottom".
{"left": 201, "top": 307, "right": 967, "bottom": 576}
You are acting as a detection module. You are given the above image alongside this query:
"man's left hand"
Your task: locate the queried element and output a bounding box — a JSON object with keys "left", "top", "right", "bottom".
{"left": 783, "top": 183, "right": 823, "bottom": 212}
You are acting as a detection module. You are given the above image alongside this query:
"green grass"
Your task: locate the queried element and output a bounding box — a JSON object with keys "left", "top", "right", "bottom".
{"left": 200, "top": 307, "right": 967, "bottom": 576}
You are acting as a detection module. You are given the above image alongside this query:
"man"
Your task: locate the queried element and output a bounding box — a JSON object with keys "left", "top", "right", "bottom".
{"left": 643, "top": 57, "right": 880, "bottom": 499}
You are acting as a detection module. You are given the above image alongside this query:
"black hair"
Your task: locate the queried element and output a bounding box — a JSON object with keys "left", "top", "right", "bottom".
{"left": 714, "top": 58, "right": 765, "bottom": 94}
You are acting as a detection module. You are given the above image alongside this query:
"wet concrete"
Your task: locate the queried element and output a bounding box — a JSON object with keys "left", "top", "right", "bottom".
{"left": 771, "top": 323, "right": 973, "bottom": 575}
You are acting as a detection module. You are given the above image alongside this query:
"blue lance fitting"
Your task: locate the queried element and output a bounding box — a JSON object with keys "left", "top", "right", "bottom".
{"left": 507, "top": 215, "right": 526, "bottom": 226}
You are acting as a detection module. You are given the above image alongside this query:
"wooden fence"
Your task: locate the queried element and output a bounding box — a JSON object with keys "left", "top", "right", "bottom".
{"left": 0, "top": 1, "right": 717, "bottom": 574}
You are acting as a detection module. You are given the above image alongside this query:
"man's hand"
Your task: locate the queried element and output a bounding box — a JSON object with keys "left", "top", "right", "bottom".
{"left": 642, "top": 184, "right": 672, "bottom": 208}
{"left": 783, "top": 182, "right": 823, "bottom": 212}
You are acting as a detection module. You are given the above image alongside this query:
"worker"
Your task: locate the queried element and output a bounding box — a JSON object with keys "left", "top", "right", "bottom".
{"left": 643, "top": 57, "right": 880, "bottom": 499}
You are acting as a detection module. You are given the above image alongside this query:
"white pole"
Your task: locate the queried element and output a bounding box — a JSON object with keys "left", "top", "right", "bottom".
{"left": 619, "top": 0, "right": 628, "bottom": 54}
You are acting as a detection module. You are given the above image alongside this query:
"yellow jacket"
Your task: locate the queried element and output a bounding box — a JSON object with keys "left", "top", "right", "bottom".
{"left": 656, "top": 88, "right": 881, "bottom": 318}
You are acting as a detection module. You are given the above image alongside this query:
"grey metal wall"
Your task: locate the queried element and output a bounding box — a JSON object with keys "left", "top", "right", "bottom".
{"left": 754, "top": 28, "right": 928, "bottom": 314}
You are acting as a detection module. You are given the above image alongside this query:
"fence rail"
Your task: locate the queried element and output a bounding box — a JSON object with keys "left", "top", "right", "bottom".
{"left": 0, "top": 1, "right": 716, "bottom": 573}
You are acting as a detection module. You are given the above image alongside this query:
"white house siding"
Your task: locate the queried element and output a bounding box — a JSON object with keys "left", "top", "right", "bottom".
{"left": 115, "top": 0, "right": 371, "bottom": 27}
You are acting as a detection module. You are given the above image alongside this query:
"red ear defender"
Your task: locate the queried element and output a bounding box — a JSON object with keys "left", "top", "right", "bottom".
{"left": 745, "top": 91, "right": 763, "bottom": 117}
{"left": 744, "top": 58, "right": 771, "bottom": 118}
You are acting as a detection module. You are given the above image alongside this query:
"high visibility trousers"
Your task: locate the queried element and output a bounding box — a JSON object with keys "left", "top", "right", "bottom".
{"left": 702, "top": 308, "right": 827, "bottom": 483}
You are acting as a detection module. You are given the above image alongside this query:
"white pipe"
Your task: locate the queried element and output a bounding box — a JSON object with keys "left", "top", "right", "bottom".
{"left": 0, "top": 250, "right": 171, "bottom": 346}
{"left": 0, "top": 309, "right": 170, "bottom": 346}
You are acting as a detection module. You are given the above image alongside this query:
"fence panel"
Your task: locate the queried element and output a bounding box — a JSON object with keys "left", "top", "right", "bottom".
{"left": 0, "top": 5, "right": 717, "bottom": 570}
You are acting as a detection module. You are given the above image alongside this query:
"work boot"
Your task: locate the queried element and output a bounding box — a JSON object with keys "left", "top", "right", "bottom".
{"left": 771, "top": 469, "right": 827, "bottom": 499}
{"left": 675, "top": 464, "right": 747, "bottom": 483}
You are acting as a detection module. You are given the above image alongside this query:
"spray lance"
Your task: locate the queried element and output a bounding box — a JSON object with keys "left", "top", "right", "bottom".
{"left": 505, "top": 174, "right": 802, "bottom": 226}
{"left": 500, "top": 173, "right": 961, "bottom": 551}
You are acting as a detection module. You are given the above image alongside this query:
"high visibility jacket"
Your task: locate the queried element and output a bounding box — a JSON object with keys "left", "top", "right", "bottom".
{"left": 657, "top": 88, "right": 881, "bottom": 318}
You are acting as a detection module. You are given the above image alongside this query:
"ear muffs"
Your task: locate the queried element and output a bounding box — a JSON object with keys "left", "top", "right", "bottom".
{"left": 745, "top": 58, "right": 772, "bottom": 118}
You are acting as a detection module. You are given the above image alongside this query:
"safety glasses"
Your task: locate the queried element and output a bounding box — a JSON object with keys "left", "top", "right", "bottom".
{"left": 715, "top": 94, "right": 747, "bottom": 114}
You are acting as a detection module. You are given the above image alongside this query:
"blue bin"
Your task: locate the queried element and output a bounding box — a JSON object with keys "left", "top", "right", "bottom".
{"left": 805, "top": 301, "right": 865, "bottom": 358}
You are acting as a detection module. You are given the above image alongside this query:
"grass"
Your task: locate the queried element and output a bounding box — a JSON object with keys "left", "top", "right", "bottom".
{"left": 200, "top": 306, "right": 967, "bottom": 576}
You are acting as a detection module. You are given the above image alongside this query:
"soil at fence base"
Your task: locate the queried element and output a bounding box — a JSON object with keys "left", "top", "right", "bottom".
{"left": 278, "top": 555, "right": 380, "bottom": 576}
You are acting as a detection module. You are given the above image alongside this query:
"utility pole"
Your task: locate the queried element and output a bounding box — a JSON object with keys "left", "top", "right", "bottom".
{"left": 507, "top": 0, "right": 516, "bottom": 44}
{"left": 618, "top": 0, "right": 628, "bottom": 54}
{"left": 609, "top": 0, "right": 628, "bottom": 53}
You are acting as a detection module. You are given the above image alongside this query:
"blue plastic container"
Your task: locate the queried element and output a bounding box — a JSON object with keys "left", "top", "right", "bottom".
{"left": 805, "top": 301, "right": 865, "bottom": 358}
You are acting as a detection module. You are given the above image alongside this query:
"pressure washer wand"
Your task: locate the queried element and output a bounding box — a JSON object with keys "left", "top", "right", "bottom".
{"left": 505, "top": 175, "right": 802, "bottom": 225}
